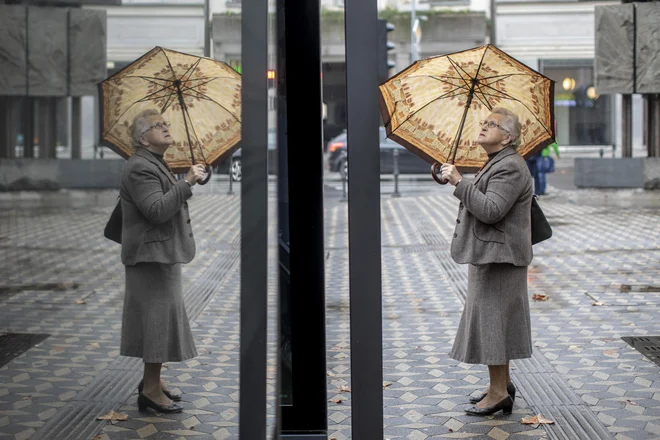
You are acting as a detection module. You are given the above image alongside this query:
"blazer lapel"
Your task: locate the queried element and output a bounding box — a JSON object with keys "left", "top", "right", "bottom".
{"left": 135, "top": 148, "right": 178, "bottom": 185}
{"left": 472, "top": 147, "right": 517, "bottom": 186}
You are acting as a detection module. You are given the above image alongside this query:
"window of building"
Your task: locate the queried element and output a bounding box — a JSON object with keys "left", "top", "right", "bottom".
{"left": 541, "top": 60, "right": 613, "bottom": 146}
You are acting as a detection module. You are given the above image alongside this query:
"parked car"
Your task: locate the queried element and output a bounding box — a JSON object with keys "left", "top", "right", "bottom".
{"left": 327, "top": 127, "right": 430, "bottom": 179}
{"left": 214, "top": 128, "right": 278, "bottom": 181}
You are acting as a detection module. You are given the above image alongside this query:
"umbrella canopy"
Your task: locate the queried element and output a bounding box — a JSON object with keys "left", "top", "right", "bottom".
{"left": 99, "top": 46, "right": 241, "bottom": 174}
{"left": 379, "top": 44, "right": 555, "bottom": 173}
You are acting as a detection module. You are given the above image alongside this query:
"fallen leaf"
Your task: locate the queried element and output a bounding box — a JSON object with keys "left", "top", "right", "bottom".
{"left": 383, "top": 381, "right": 393, "bottom": 388}
{"left": 76, "top": 299, "right": 87, "bottom": 305}
{"left": 624, "top": 399, "right": 638, "bottom": 406}
{"left": 327, "top": 371, "right": 336, "bottom": 377}
{"left": 521, "top": 414, "right": 554, "bottom": 425}
{"left": 338, "top": 386, "right": 351, "bottom": 393}
{"left": 93, "top": 436, "right": 104, "bottom": 440}
{"left": 532, "top": 294, "right": 548, "bottom": 301}
{"left": 330, "top": 398, "right": 343, "bottom": 404}
{"left": 592, "top": 301, "right": 604, "bottom": 306}
{"left": 448, "top": 428, "right": 454, "bottom": 432}
{"left": 96, "top": 410, "right": 128, "bottom": 421}
{"left": 603, "top": 350, "right": 618, "bottom": 357}
{"left": 87, "top": 343, "right": 101, "bottom": 349}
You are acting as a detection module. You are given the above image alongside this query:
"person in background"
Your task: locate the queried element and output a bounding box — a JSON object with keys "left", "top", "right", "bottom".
{"left": 534, "top": 141, "right": 560, "bottom": 196}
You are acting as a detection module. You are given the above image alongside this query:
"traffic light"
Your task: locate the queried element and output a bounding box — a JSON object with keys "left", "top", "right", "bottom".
{"left": 377, "top": 19, "right": 396, "bottom": 84}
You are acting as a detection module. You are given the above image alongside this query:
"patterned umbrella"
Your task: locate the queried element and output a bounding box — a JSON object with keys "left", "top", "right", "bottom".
{"left": 99, "top": 46, "right": 241, "bottom": 183}
{"left": 379, "top": 44, "right": 555, "bottom": 183}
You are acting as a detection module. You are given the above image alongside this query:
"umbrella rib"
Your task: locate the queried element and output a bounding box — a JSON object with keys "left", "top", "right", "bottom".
{"left": 135, "top": 84, "right": 178, "bottom": 103}
{"left": 404, "top": 74, "right": 469, "bottom": 82}
{"left": 477, "top": 85, "right": 552, "bottom": 136}
{"left": 478, "top": 73, "right": 534, "bottom": 81}
{"left": 181, "top": 101, "right": 208, "bottom": 164}
{"left": 178, "top": 90, "right": 242, "bottom": 124}
{"left": 179, "top": 59, "right": 203, "bottom": 84}
{"left": 160, "top": 89, "right": 177, "bottom": 115}
{"left": 446, "top": 57, "right": 474, "bottom": 90}
{"left": 139, "top": 77, "right": 179, "bottom": 95}
{"left": 388, "top": 87, "right": 470, "bottom": 133}
{"left": 472, "top": 89, "right": 493, "bottom": 111}
{"left": 161, "top": 49, "right": 179, "bottom": 83}
{"left": 179, "top": 77, "right": 220, "bottom": 94}
{"left": 102, "top": 100, "right": 148, "bottom": 138}
{"left": 102, "top": 81, "right": 177, "bottom": 137}
{"left": 120, "top": 75, "right": 176, "bottom": 83}
{"left": 426, "top": 75, "right": 470, "bottom": 91}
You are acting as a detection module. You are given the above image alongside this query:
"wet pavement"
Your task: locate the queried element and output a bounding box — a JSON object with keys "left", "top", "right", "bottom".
{"left": 0, "top": 176, "right": 659, "bottom": 440}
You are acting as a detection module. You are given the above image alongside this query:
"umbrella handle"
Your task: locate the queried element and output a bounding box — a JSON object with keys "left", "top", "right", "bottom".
{"left": 431, "top": 162, "right": 449, "bottom": 185}
{"left": 197, "top": 165, "right": 213, "bottom": 186}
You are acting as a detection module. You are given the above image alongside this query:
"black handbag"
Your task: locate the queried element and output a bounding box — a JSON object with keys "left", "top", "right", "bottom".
{"left": 104, "top": 197, "right": 122, "bottom": 244}
{"left": 531, "top": 195, "right": 552, "bottom": 245}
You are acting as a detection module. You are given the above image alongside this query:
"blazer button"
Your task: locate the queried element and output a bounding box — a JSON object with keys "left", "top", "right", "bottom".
{"left": 454, "top": 233, "right": 458, "bottom": 238}
{"left": 456, "top": 219, "right": 461, "bottom": 224}
{"left": 459, "top": 203, "right": 464, "bottom": 210}
{"left": 187, "top": 219, "right": 191, "bottom": 224}
{"left": 189, "top": 233, "right": 193, "bottom": 238}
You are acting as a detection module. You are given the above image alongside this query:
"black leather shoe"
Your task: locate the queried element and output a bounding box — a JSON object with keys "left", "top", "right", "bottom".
{"left": 465, "top": 395, "right": 514, "bottom": 416}
{"left": 470, "top": 382, "right": 516, "bottom": 404}
{"left": 137, "top": 393, "right": 183, "bottom": 413}
{"left": 138, "top": 380, "right": 182, "bottom": 401}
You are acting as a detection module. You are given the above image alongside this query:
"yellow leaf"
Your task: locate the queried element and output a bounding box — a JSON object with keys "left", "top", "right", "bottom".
{"left": 76, "top": 299, "right": 87, "bottom": 305}
{"left": 383, "top": 381, "right": 393, "bottom": 388}
{"left": 532, "top": 294, "right": 548, "bottom": 301}
{"left": 96, "top": 410, "right": 128, "bottom": 421}
{"left": 521, "top": 414, "right": 554, "bottom": 425}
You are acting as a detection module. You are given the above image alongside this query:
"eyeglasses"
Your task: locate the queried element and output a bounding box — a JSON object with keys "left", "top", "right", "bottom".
{"left": 142, "top": 121, "right": 171, "bottom": 134}
{"left": 479, "top": 120, "right": 510, "bottom": 134}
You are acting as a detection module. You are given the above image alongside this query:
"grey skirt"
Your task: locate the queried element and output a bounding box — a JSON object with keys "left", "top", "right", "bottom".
{"left": 450, "top": 263, "right": 532, "bottom": 365}
{"left": 120, "top": 263, "right": 197, "bottom": 363}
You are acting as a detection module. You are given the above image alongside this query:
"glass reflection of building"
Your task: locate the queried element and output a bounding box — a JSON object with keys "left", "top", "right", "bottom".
{"left": 541, "top": 61, "right": 612, "bottom": 147}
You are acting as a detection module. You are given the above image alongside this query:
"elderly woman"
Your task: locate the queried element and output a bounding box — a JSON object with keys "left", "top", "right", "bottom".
{"left": 440, "top": 107, "right": 534, "bottom": 416}
{"left": 119, "top": 108, "right": 206, "bottom": 413}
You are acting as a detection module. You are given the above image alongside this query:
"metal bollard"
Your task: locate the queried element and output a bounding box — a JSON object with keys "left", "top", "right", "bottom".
{"left": 341, "top": 170, "right": 348, "bottom": 202}
{"left": 392, "top": 148, "right": 401, "bottom": 198}
{"left": 227, "top": 162, "right": 235, "bottom": 195}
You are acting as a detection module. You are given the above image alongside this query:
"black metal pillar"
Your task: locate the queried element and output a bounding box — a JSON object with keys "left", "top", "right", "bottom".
{"left": 652, "top": 94, "right": 660, "bottom": 157}
{"left": 276, "top": 0, "right": 327, "bottom": 436}
{"left": 23, "top": 97, "right": 34, "bottom": 159}
{"left": 71, "top": 97, "right": 81, "bottom": 159}
{"left": 239, "top": 0, "right": 268, "bottom": 436}
{"left": 345, "top": 0, "right": 384, "bottom": 438}
{"left": 622, "top": 94, "right": 632, "bottom": 158}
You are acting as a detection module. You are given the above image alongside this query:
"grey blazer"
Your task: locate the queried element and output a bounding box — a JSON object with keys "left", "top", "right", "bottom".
{"left": 119, "top": 148, "right": 196, "bottom": 266}
{"left": 450, "top": 146, "right": 533, "bottom": 267}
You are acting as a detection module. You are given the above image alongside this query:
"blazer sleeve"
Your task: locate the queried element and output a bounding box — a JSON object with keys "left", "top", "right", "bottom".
{"left": 125, "top": 162, "right": 193, "bottom": 225}
{"left": 453, "top": 166, "right": 523, "bottom": 225}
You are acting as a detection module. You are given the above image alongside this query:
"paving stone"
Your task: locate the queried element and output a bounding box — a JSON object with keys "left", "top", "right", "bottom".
{"left": 2, "top": 185, "right": 660, "bottom": 439}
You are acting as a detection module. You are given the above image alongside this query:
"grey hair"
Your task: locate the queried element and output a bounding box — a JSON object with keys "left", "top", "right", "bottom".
{"left": 130, "top": 109, "right": 161, "bottom": 148}
{"left": 491, "top": 107, "right": 522, "bottom": 148}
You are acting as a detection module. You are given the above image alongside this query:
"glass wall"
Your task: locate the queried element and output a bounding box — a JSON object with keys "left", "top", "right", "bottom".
{"left": 542, "top": 60, "right": 613, "bottom": 146}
